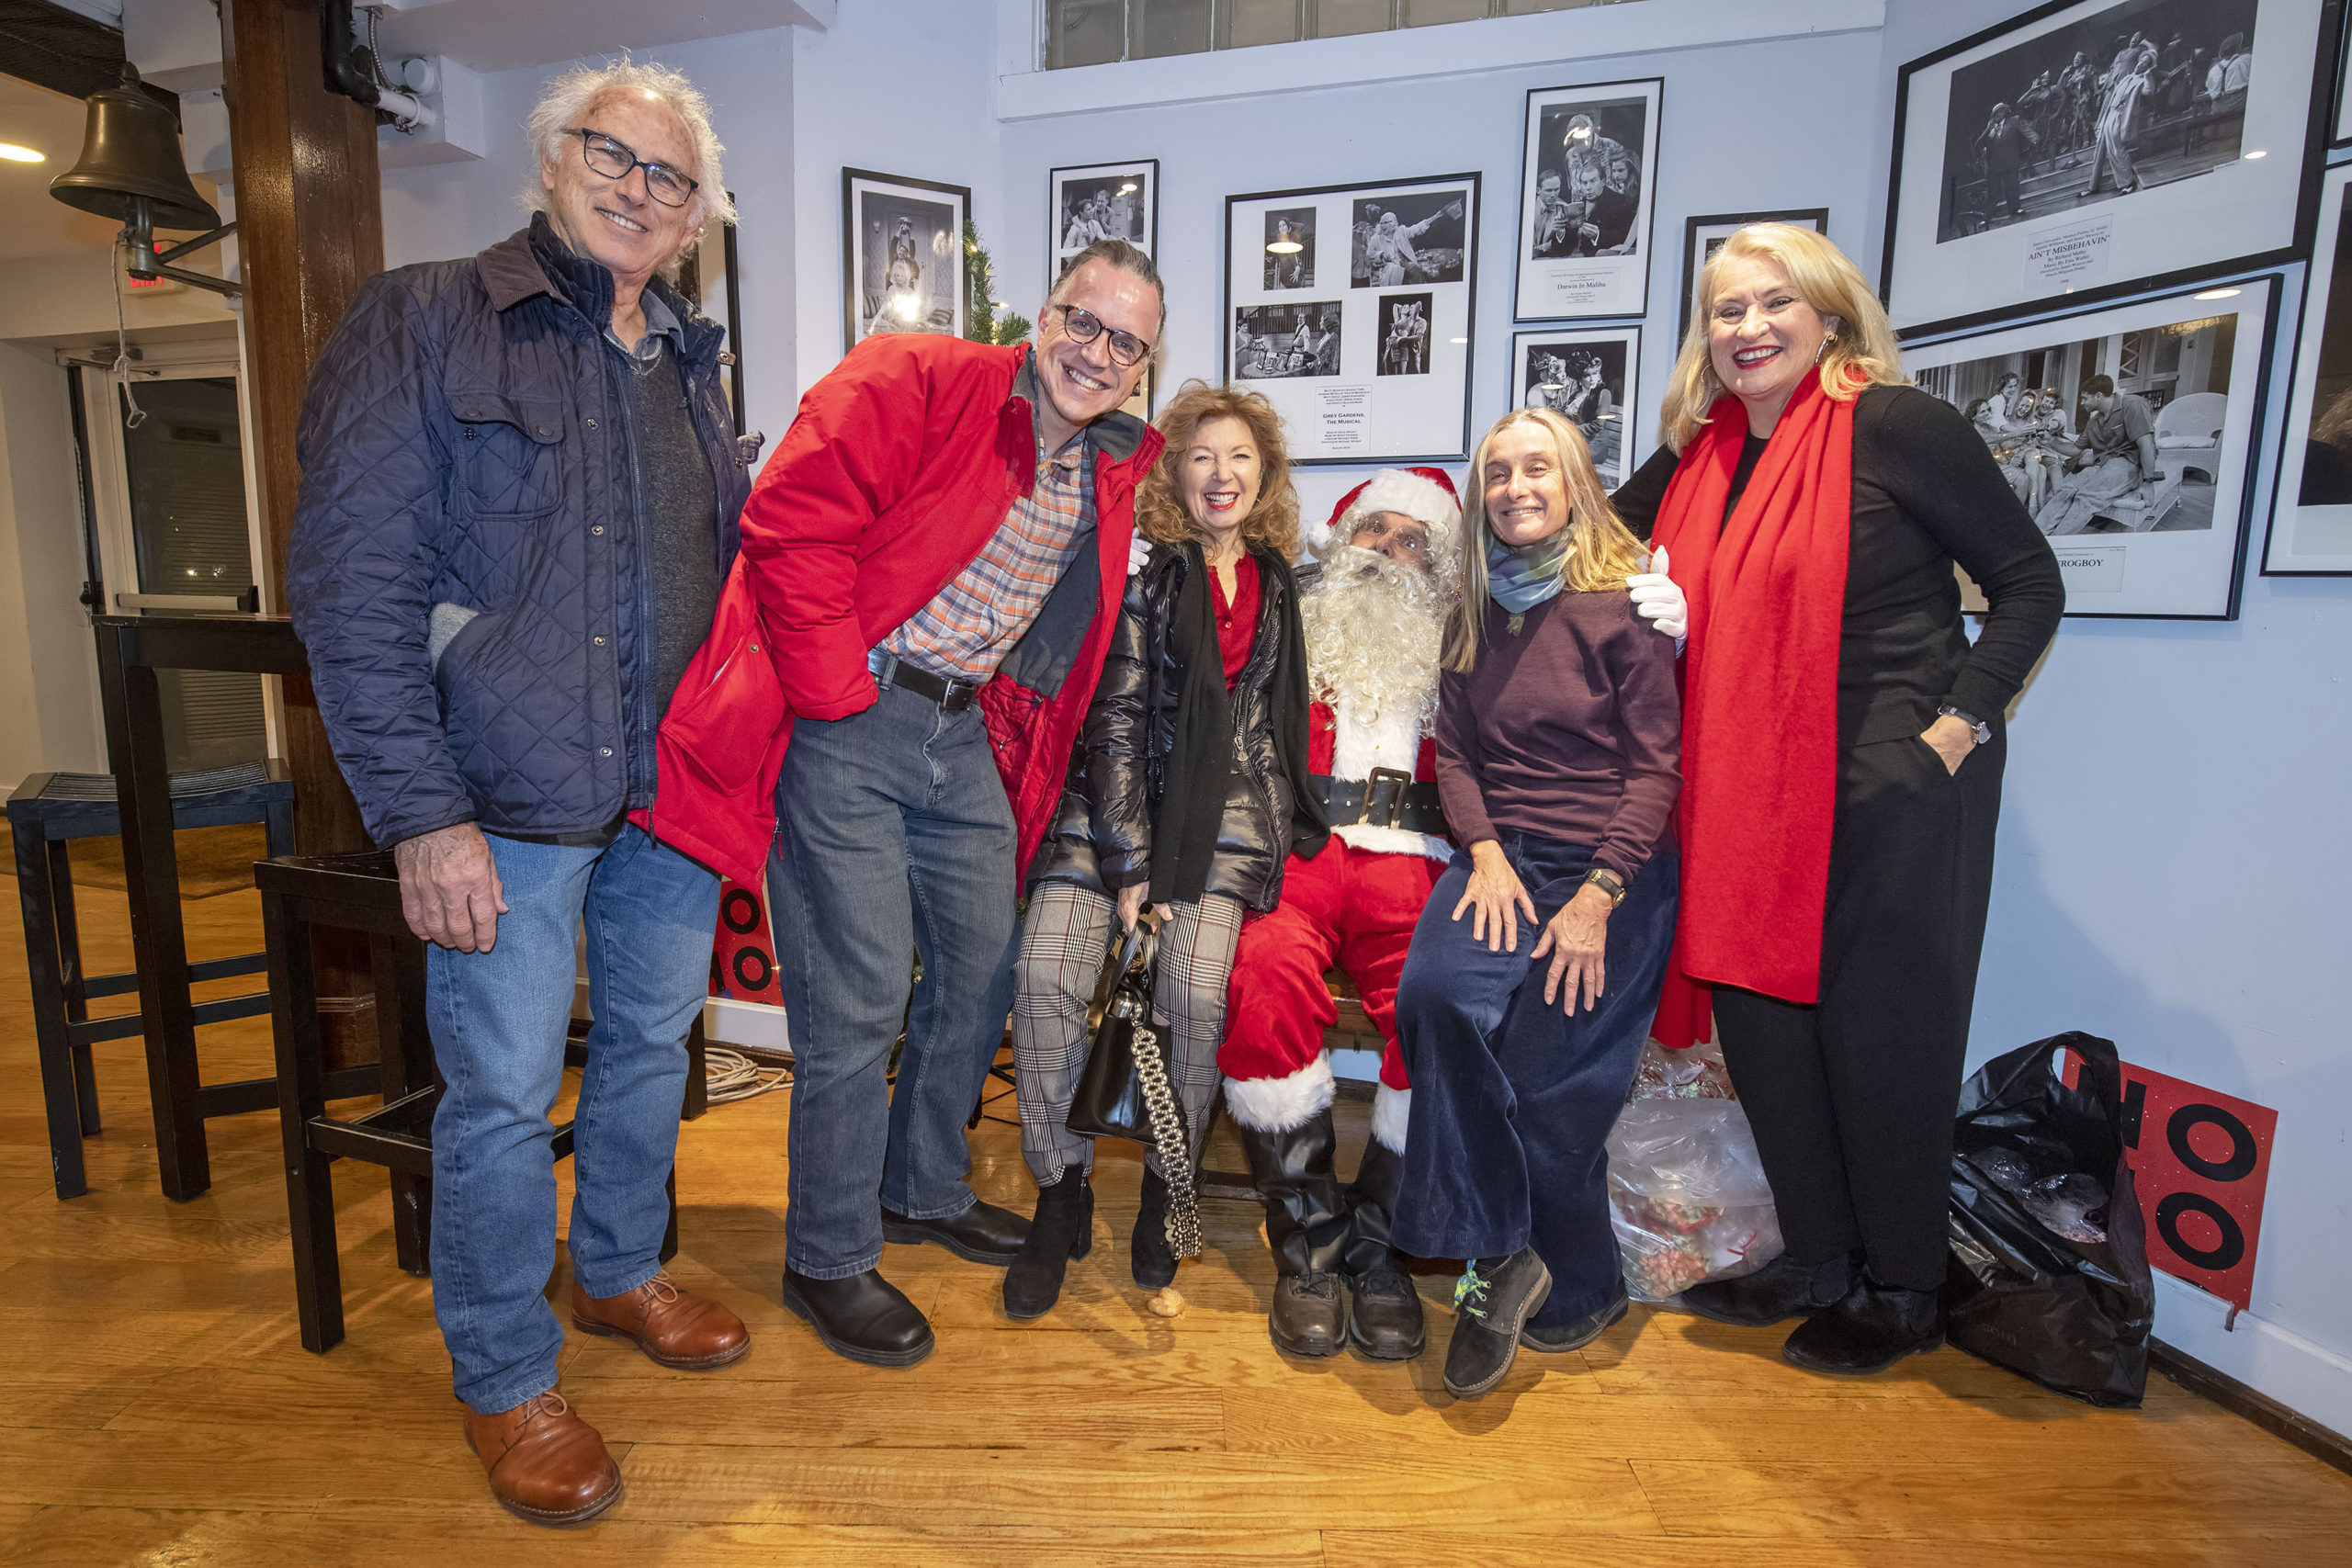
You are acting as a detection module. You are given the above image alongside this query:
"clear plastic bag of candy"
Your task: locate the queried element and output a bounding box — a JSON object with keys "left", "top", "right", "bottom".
{"left": 1607, "top": 1096, "right": 1782, "bottom": 1303}
{"left": 1627, "top": 1035, "right": 1736, "bottom": 1100}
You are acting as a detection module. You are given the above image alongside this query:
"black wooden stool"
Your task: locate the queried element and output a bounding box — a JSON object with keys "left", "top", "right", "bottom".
{"left": 258, "top": 851, "right": 694, "bottom": 1355}
{"left": 8, "top": 762, "right": 297, "bottom": 1199}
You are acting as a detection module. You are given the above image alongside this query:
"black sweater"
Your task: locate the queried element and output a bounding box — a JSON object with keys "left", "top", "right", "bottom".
{"left": 1611, "top": 384, "right": 2064, "bottom": 748}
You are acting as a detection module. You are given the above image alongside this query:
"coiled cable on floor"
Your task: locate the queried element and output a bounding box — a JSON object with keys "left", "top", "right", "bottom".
{"left": 702, "top": 1043, "right": 793, "bottom": 1105}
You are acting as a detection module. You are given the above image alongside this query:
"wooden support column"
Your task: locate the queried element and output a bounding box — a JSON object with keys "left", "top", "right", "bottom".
{"left": 221, "top": 0, "right": 384, "bottom": 1066}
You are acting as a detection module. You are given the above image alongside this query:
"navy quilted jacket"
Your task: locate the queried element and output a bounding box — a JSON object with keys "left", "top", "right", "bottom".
{"left": 287, "top": 217, "right": 756, "bottom": 848}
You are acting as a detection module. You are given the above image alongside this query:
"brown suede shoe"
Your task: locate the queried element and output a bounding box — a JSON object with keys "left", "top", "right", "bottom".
{"left": 462, "top": 1391, "right": 621, "bottom": 1527}
{"left": 570, "top": 1271, "right": 752, "bottom": 1371}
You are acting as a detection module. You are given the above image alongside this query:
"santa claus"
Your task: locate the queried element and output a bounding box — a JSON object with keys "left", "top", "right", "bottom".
{"left": 1217, "top": 465, "right": 1690, "bottom": 1362}
{"left": 1218, "top": 468, "right": 1462, "bottom": 1361}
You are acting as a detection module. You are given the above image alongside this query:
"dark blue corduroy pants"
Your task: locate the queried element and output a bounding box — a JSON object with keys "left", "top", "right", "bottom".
{"left": 1394, "top": 833, "right": 1679, "bottom": 1326}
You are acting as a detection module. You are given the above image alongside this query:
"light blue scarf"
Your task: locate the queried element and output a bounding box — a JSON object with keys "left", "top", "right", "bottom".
{"left": 1486, "top": 533, "right": 1572, "bottom": 615}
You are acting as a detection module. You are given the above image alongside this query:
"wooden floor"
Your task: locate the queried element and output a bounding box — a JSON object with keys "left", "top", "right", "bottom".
{"left": 3, "top": 860, "right": 2349, "bottom": 1566}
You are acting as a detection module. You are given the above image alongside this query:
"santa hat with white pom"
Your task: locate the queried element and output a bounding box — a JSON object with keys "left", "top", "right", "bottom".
{"left": 1306, "top": 466, "right": 1463, "bottom": 575}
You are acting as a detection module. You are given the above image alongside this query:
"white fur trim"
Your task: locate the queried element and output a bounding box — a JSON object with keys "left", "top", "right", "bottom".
{"left": 1222, "top": 1054, "right": 1336, "bottom": 1134}
{"left": 1328, "top": 701, "right": 1423, "bottom": 783}
{"left": 1328, "top": 705, "right": 1449, "bottom": 860}
{"left": 1354, "top": 469, "right": 1459, "bottom": 534}
{"left": 1333, "top": 823, "right": 1454, "bottom": 863}
{"left": 1371, "top": 1084, "right": 1410, "bottom": 1155}
{"left": 1302, "top": 513, "right": 1334, "bottom": 553}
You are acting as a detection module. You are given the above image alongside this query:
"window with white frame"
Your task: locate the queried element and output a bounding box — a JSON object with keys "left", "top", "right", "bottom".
{"left": 1042, "top": 0, "right": 1639, "bottom": 69}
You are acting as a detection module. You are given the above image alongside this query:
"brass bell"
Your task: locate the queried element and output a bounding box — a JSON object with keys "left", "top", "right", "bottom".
{"left": 50, "top": 62, "right": 220, "bottom": 232}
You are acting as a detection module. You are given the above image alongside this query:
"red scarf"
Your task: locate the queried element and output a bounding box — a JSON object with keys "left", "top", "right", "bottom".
{"left": 1650, "top": 375, "right": 1855, "bottom": 1050}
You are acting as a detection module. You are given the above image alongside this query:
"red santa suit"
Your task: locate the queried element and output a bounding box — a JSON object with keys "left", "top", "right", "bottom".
{"left": 1221, "top": 467, "right": 1461, "bottom": 1164}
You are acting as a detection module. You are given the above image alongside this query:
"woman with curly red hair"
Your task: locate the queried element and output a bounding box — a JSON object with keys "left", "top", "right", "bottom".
{"left": 1005, "top": 380, "right": 1329, "bottom": 1323}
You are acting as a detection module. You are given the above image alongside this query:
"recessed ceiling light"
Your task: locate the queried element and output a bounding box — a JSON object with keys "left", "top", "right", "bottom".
{"left": 1449, "top": 336, "right": 1467, "bottom": 344}
{"left": 2245, "top": 150, "right": 2268, "bottom": 160}
{"left": 0, "top": 143, "right": 43, "bottom": 164}
{"left": 1266, "top": 240, "right": 1302, "bottom": 254}
{"left": 2195, "top": 288, "right": 2242, "bottom": 300}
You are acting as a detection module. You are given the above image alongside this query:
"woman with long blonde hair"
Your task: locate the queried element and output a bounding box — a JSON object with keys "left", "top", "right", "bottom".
{"left": 1611, "top": 222, "right": 2062, "bottom": 1376}
{"left": 1005, "top": 381, "right": 1330, "bottom": 1330}
{"left": 1391, "top": 406, "right": 1683, "bottom": 1399}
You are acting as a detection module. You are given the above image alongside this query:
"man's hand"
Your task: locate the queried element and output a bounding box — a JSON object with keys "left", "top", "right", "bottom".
{"left": 1627, "top": 545, "right": 1688, "bottom": 642}
{"left": 393, "top": 822, "right": 508, "bottom": 952}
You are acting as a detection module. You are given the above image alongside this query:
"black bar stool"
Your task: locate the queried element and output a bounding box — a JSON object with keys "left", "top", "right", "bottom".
{"left": 258, "top": 850, "right": 694, "bottom": 1355}
{"left": 8, "top": 761, "right": 297, "bottom": 1199}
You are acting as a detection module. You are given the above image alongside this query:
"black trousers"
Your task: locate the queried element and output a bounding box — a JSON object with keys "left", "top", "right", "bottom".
{"left": 1713, "top": 724, "right": 2005, "bottom": 1293}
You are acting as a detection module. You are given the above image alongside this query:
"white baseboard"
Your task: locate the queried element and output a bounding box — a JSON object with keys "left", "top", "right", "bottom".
{"left": 2154, "top": 1272, "right": 2352, "bottom": 1439}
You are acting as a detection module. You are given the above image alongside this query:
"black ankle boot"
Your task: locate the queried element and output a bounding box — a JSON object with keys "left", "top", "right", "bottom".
{"left": 1235, "top": 1111, "right": 1348, "bottom": 1359}
{"left": 1442, "top": 1247, "right": 1551, "bottom": 1399}
{"left": 1333, "top": 1136, "right": 1425, "bottom": 1360}
{"left": 1781, "top": 1277, "right": 1944, "bottom": 1376}
{"left": 1003, "top": 1168, "right": 1094, "bottom": 1321}
{"left": 1678, "top": 1251, "right": 1855, "bottom": 1327}
{"left": 1132, "top": 1168, "right": 1178, "bottom": 1289}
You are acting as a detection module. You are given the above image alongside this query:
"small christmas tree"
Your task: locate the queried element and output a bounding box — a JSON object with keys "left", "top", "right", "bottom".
{"left": 963, "top": 220, "right": 1033, "bottom": 346}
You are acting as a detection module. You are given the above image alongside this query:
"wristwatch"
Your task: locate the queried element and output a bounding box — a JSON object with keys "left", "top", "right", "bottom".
{"left": 1583, "top": 868, "right": 1626, "bottom": 908}
{"left": 1937, "top": 705, "right": 1992, "bottom": 745}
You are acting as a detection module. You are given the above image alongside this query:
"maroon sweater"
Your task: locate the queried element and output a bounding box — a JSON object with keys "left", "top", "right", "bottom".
{"left": 1434, "top": 588, "right": 1681, "bottom": 884}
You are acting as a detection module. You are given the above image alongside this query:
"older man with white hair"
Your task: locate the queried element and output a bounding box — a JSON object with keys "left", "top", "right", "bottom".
{"left": 287, "top": 61, "right": 760, "bottom": 1526}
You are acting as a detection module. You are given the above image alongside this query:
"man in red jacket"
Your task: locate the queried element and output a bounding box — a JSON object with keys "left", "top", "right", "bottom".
{"left": 735, "top": 240, "right": 1164, "bottom": 1367}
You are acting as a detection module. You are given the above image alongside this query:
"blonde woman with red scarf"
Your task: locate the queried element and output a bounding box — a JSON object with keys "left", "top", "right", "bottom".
{"left": 1609, "top": 224, "right": 2062, "bottom": 1376}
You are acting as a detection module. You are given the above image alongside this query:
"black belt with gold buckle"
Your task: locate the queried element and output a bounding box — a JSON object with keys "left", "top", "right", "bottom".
{"left": 869, "top": 650, "right": 980, "bottom": 713}
{"left": 1315, "top": 766, "right": 1447, "bottom": 835}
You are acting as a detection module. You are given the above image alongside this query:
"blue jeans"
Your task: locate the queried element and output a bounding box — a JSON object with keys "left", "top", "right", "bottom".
{"left": 1394, "top": 834, "right": 1679, "bottom": 1327}
{"left": 768, "top": 684, "right": 1020, "bottom": 1279}
{"left": 425, "top": 824, "right": 718, "bottom": 1414}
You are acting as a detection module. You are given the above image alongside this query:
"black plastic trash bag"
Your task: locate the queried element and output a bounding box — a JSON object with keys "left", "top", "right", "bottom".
{"left": 1944, "top": 1031, "right": 2155, "bottom": 1407}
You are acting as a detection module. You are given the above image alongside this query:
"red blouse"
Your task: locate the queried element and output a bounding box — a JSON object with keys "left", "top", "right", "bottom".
{"left": 1207, "top": 551, "right": 1261, "bottom": 691}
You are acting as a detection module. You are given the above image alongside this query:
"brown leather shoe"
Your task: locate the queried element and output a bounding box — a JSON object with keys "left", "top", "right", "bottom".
{"left": 462, "top": 1391, "right": 621, "bottom": 1527}
{"left": 570, "top": 1271, "right": 752, "bottom": 1371}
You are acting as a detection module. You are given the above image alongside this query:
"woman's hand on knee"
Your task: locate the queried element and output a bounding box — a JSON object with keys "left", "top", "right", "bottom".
{"left": 1116, "top": 882, "right": 1150, "bottom": 931}
{"left": 1453, "top": 841, "right": 1535, "bottom": 953}
{"left": 1530, "top": 885, "right": 1612, "bottom": 1013}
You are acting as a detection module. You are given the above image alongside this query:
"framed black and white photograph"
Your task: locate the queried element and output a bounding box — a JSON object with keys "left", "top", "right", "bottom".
{"left": 1048, "top": 159, "right": 1158, "bottom": 280}
{"left": 1513, "top": 77, "right": 1662, "bottom": 321}
{"left": 2334, "top": 5, "right": 2352, "bottom": 146}
{"left": 1905, "top": 275, "right": 2279, "bottom": 618}
{"left": 1226, "top": 173, "right": 1480, "bottom": 464}
{"left": 1680, "top": 209, "right": 1829, "bottom": 342}
{"left": 2266, "top": 166, "right": 2352, "bottom": 572}
{"left": 1235, "top": 302, "right": 1342, "bottom": 379}
{"left": 1883, "top": 0, "right": 2329, "bottom": 337}
{"left": 1263, "top": 207, "right": 1317, "bottom": 289}
{"left": 1510, "top": 326, "right": 1642, "bottom": 490}
{"left": 842, "top": 167, "right": 968, "bottom": 352}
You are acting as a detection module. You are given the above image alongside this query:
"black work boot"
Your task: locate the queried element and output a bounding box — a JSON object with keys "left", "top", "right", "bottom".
{"left": 1781, "top": 1276, "right": 1944, "bottom": 1376}
{"left": 1003, "top": 1167, "right": 1094, "bottom": 1321}
{"left": 1442, "top": 1247, "right": 1552, "bottom": 1399}
{"left": 1235, "top": 1111, "right": 1348, "bottom": 1359}
{"left": 1131, "top": 1168, "right": 1178, "bottom": 1290}
{"left": 1678, "top": 1250, "right": 1855, "bottom": 1327}
{"left": 1331, "top": 1135, "right": 1426, "bottom": 1360}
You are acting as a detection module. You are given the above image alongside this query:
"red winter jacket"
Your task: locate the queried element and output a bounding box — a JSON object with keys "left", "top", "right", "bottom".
{"left": 634, "top": 335, "right": 1163, "bottom": 886}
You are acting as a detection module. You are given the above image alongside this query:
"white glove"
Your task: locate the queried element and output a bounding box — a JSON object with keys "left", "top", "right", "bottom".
{"left": 1127, "top": 531, "right": 1152, "bottom": 577}
{"left": 1626, "top": 545, "right": 1688, "bottom": 647}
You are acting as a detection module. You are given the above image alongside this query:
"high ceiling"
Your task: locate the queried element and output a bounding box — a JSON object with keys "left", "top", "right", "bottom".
{"left": 371, "top": 0, "right": 831, "bottom": 73}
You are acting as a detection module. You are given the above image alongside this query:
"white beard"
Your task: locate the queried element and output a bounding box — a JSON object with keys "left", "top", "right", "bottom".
{"left": 1301, "top": 547, "right": 1452, "bottom": 863}
{"left": 1302, "top": 546, "right": 1444, "bottom": 737}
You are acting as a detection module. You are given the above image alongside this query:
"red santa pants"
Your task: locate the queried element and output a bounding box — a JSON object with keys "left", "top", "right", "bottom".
{"left": 1222, "top": 835, "right": 1441, "bottom": 1091}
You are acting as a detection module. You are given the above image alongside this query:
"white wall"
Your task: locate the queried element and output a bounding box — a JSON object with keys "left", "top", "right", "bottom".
{"left": 787, "top": 1, "right": 1004, "bottom": 404}
{"left": 0, "top": 344, "right": 105, "bottom": 789}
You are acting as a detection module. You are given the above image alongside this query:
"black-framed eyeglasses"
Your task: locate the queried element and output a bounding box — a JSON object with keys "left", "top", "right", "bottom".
{"left": 1055, "top": 303, "right": 1152, "bottom": 368}
{"left": 566, "top": 128, "right": 698, "bottom": 209}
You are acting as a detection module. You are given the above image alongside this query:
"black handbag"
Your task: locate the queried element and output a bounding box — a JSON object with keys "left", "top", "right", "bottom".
{"left": 1064, "top": 921, "right": 1202, "bottom": 1260}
